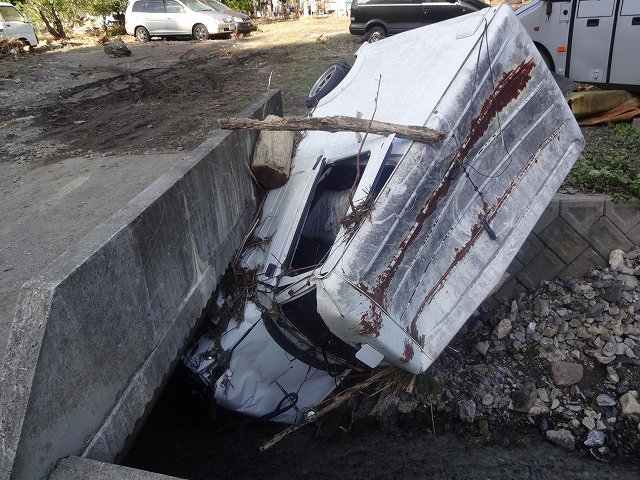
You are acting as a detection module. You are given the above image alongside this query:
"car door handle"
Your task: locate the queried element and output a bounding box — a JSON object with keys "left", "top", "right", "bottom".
{"left": 587, "top": 18, "right": 599, "bottom": 27}
{"left": 423, "top": 8, "right": 430, "bottom": 13}
{"left": 632, "top": 17, "right": 640, "bottom": 25}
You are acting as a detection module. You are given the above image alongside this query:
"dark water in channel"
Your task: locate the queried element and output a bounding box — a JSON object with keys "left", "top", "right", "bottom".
{"left": 123, "top": 370, "right": 640, "bottom": 480}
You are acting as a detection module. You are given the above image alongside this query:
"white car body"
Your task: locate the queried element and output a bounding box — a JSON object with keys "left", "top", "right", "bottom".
{"left": 184, "top": 4, "right": 584, "bottom": 423}
{"left": 0, "top": 2, "right": 38, "bottom": 47}
{"left": 125, "top": 0, "right": 235, "bottom": 40}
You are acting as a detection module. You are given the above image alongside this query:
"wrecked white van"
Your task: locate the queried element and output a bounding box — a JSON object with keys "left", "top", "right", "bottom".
{"left": 183, "top": 4, "right": 584, "bottom": 423}
{"left": 0, "top": 2, "right": 38, "bottom": 47}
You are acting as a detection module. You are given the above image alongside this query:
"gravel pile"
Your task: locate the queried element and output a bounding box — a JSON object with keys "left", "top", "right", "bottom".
{"left": 423, "top": 247, "right": 640, "bottom": 463}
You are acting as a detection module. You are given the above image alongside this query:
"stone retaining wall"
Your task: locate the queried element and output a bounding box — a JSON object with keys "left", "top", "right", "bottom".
{"left": 488, "top": 193, "right": 640, "bottom": 305}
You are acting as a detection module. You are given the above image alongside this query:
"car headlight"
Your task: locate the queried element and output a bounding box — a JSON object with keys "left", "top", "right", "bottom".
{"left": 213, "top": 17, "right": 224, "bottom": 24}
{"left": 233, "top": 16, "right": 243, "bottom": 22}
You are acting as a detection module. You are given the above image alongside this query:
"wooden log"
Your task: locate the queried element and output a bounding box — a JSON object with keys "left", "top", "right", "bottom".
{"left": 251, "top": 115, "right": 295, "bottom": 189}
{"left": 220, "top": 115, "right": 444, "bottom": 144}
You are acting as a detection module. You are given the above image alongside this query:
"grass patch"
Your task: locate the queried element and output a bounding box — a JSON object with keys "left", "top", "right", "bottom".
{"left": 565, "top": 123, "right": 640, "bottom": 201}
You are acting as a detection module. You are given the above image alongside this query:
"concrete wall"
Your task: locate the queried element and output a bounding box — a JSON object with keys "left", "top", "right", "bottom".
{"left": 0, "top": 91, "right": 282, "bottom": 480}
{"left": 488, "top": 193, "right": 640, "bottom": 305}
{"left": 48, "top": 457, "right": 182, "bottom": 480}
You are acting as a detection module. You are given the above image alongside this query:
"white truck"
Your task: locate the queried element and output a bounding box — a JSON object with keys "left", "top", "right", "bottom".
{"left": 516, "top": 0, "right": 640, "bottom": 89}
{"left": 0, "top": 2, "right": 38, "bottom": 47}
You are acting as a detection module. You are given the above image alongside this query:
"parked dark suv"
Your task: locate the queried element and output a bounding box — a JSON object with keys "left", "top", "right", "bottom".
{"left": 349, "top": 0, "right": 490, "bottom": 42}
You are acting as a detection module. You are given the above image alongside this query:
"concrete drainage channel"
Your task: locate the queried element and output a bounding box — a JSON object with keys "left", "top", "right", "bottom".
{"left": 2, "top": 88, "right": 640, "bottom": 478}
{"left": 0, "top": 92, "right": 281, "bottom": 480}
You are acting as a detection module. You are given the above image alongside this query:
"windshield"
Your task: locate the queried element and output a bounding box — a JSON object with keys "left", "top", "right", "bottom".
{"left": 183, "top": 0, "right": 213, "bottom": 11}
{"left": 207, "top": 0, "right": 231, "bottom": 10}
{"left": 0, "top": 6, "right": 26, "bottom": 22}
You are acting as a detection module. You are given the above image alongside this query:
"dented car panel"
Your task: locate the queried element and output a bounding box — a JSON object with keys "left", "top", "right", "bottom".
{"left": 309, "top": 5, "right": 584, "bottom": 374}
{"left": 183, "top": 4, "right": 584, "bottom": 422}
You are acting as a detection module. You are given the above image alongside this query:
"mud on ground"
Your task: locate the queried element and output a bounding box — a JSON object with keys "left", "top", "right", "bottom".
{"left": 0, "top": 16, "right": 359, "bottom": 164}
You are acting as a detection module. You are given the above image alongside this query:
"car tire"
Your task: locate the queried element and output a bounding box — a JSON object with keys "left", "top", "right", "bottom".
{"left": 367, "top": 26, "right": 386, "bottom": 43}
{"left": 135, "top": 26, "right": 150, "bottom": 43}
{"left": 193, "top": 24, "right": 209, "bottom": 41}
{"left": 305, "top": 61, "right": 351, "bottom": 109}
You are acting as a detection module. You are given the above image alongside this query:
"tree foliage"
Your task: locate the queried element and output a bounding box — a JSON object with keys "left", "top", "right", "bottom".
{"left": 12, "top": 0, "right": 128, "bottom": 39}
{"left": 224, "top": 0, "right": 253, "bottom": 15}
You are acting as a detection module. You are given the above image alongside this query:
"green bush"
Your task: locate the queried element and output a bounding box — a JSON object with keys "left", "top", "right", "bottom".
{"left": 566, "top": 123, "right": 640, "bottom": 201}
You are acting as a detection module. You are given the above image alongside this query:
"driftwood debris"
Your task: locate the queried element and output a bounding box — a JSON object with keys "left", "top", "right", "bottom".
{"left": 220, "top": 115, "right": 444, "bottom": 144}
{"left": 251, "top": 115, "right": 295, "bottom": 189}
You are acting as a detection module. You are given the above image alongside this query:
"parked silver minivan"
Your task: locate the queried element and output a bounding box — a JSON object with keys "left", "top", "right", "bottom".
{"left": 0, "top": 2, "right": 38, "bottom": 47}
{"left": 125, "top": 0, "right": 236, "bottom": 42}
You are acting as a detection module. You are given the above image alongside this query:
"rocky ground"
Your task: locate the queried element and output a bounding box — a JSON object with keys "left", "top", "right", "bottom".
{"left": 428, "top": 247, "right": 640, "bottom": 463}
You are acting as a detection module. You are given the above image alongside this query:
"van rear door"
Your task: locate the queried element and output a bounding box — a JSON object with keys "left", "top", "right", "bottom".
{"left": 609, "top": 0, "right": 640, "bottom": 84}
{"left": 569, "top": 0, "right": 616, "bottom": 83}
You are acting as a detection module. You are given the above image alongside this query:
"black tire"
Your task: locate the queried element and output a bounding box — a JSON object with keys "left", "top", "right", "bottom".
{"left": 367, "top": 26, "right": 386, "bottom": 43}
{"left": 135, "top": 26, "right": 150, "bottom": 43}
{"left": 538, "top": 47, "right": 554, "bottom": 73}
{"left": 193, "top": 24, "right": 209, "bottom": 41}
{"left": 305, "top": 61, "right": 351, "bottom": 109}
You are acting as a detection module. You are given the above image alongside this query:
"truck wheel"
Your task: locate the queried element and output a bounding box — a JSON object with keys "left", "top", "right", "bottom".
{"left": 367, "top": 26, "right": 386, "bottom": 43}
{"left": 305, "top": 61, "right": 351, "bottom": 109}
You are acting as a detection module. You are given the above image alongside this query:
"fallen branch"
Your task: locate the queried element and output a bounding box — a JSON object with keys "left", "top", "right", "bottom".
{"left": 259, "top": 367, "right": 397, "bottom": 451}
{"left": 220, "top": 115, "right": 444, "bottom": 144}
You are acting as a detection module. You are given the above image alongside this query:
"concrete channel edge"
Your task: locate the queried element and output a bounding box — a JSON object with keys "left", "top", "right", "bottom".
{"left": 0, "top": 91, "right": 282, "bottom": 480}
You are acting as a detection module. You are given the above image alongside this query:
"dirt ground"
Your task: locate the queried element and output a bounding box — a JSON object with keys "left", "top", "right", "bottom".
{"left": 0, "top": 16, "right": 358, "bottom": 163}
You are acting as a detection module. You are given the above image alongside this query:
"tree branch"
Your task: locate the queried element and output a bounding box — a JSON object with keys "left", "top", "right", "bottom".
{"left": 219, "top": 115, "right": 444, "bottom": 144}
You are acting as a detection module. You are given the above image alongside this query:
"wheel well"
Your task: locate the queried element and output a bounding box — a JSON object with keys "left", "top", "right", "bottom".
{"left": 365, "top": 22, "right": 387, "bottom": 35}
{"left": 534, "top": 42, "right": 555, "bottom": 72}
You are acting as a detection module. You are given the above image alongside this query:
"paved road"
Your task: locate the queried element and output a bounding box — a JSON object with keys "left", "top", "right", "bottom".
{"left": 0, "top": 153, "right": 183, "bottom": 362}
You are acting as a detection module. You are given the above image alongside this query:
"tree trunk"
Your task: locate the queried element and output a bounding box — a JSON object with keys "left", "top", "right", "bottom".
{"left": 251, "top": 115, "right": 295, "bottom": 189}
{"left": 220, "top": 115, "right": 444, "bottom": 144}
{"left": 39, "top": 5, "right": 67, "bottom": 39}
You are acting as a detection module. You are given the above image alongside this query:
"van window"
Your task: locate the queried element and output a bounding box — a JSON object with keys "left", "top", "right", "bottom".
{"left": 146, "top": 1, "right": 166, "bottom": 13}
{"left": 0, "top": 5, "right": 26, "bottom": 22}
{"left": 183, "top": 0, "right": 213, "bottom": 11}
{"left": 165, "top": 1, "right": 185, "bottom": 13}
{"left": 357, "top": 0, "right": 420, "bottom": 4}
{"left": 131, "top": 1, "right": 148, "bottom": 13}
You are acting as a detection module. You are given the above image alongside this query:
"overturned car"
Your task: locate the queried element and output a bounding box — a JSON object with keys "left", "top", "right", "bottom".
{"left": 183, "top": 4, "right": 585, "bottom": 423}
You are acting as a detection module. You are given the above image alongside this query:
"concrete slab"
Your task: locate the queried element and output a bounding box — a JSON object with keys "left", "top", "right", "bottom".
{"left": 492, "top": 277, "right": 528, "bottom": 305}
{"left": 558, "top": 194, "right": 605, "bottom": 235}
{"left": 532, "top": 196, "right": 559, "bottom": 235}
{"left": 604, "top": 198, "right": 640, "bottom": 234}
{"left": 558, "top": 246, "right": 607, "bottom": 279}
{"left": 0, "top": 91, "right": 282, "bottom": 480}
{"left": 0, "top": 153, "right": 183, "bottom": 364}
{"left": 515, "top": 233, "right": 544, "bottom": 266}
{"left": 537, "top": 216, "right": 589, "bottom": 264}
{"left": 626, "top": 221, "right": 640, "bottom": 247}
{"left": 49, "top": 456, "right": 184, "bottom": 480}
{"left": 516, "top": 248, "right": 566, "bottom": 290}
{"left": 585, "top": 216, "right": 634, "bottom": 258}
